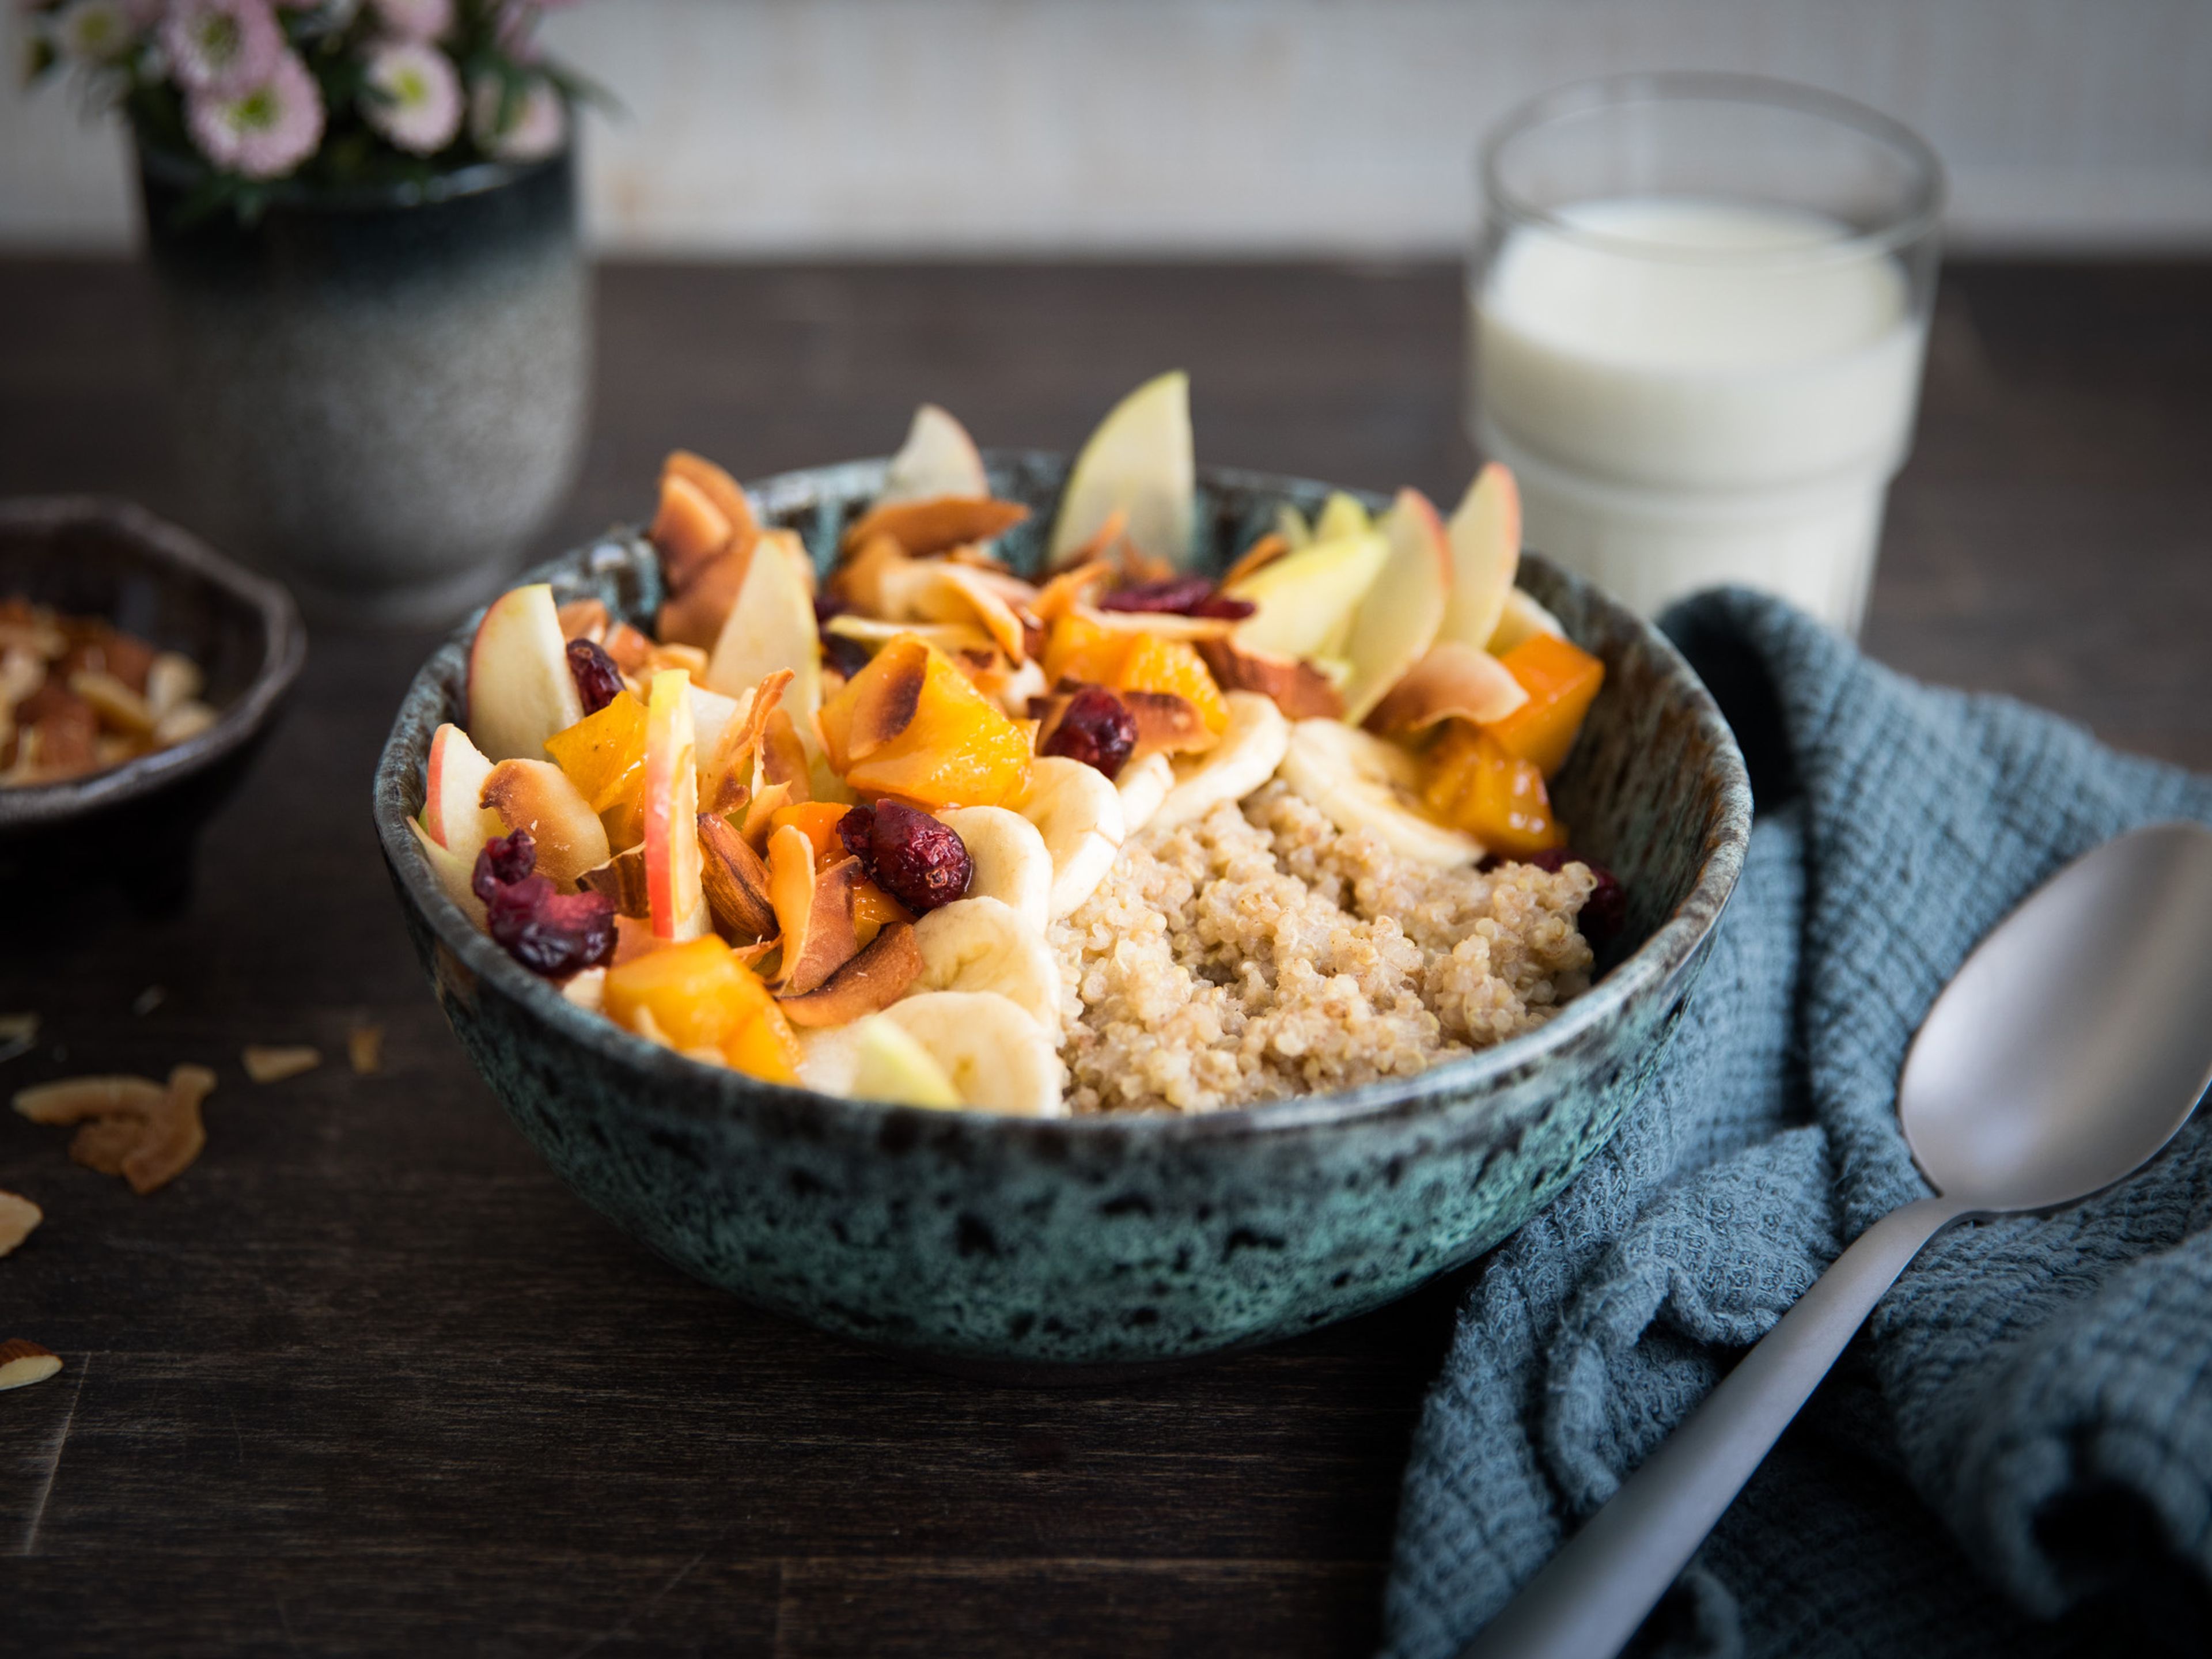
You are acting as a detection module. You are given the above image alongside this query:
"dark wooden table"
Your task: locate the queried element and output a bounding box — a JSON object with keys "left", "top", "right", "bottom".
{"left": 2, "top": 259, "right": 2208, "bottom": 1656}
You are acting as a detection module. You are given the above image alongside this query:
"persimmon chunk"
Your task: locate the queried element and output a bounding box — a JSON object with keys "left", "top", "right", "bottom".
{"left": 546, "top": 690, "right": 648, "bottom": 813}
{"left": 821, "top": 635, "right": 1032, "bottom": 809}
{"left": 1040, "top": 616, "right": 1229, "bottom": 734}
{"left": 771, "top": 800, "right": 855, "bottom": 866}
{"left": 1423, "top": 723, "right": 1566, "bottom": 859}
{"left": 603, "top": 934, "right": 800, "bottom": 1082}
{"left": 1486, "top": 633, "right": 1604, "bottom": 779}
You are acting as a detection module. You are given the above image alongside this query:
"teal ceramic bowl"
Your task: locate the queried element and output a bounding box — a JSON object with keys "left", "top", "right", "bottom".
{"left": 373, "top": 456, "right": 1751, "bottom": 1376}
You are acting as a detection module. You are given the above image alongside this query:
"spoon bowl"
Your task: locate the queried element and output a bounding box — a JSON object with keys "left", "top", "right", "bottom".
{"left": 1901, "top": 821, "right": 2212, "bottom": 1213}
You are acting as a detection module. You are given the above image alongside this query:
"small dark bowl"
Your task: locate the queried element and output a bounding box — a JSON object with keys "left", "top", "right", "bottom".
{"left": 373, "top": 457, "right": 1751, "bottom": 1377}
{"left": 0, "top": 498, "right": 305, "bottom": 911}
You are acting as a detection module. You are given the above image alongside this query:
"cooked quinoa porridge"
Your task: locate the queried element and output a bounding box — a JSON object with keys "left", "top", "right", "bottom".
{"left": 1052, "top": 781, "right": 1598, "bottom": 1114}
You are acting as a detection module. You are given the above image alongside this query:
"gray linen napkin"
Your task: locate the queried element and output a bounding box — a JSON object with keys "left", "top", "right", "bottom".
{"left": 1382, "top": 588, "right": 2212, "bottom": 1659}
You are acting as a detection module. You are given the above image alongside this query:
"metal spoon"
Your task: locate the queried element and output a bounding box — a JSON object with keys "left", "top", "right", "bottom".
{"left": 1464, "top": 820, "right": 2212, "bottom": 1659}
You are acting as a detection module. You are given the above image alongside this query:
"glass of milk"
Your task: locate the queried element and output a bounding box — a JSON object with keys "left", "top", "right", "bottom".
{"left": 1470, "top": 74, "right": 1944, "bottom": 634}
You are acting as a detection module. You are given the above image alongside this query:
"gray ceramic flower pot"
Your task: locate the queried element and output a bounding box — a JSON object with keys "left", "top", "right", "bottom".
{"left": 140, "top": 147, "right": 590, "bottom": 627}
{"left": 373, "top": 456, "right": 1752, "bottom": 1377}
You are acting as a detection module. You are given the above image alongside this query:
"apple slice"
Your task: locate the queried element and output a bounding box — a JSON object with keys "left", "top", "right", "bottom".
{"left": 480, "top": 759, "right": 613, "bottom": 888}
{"left": 1340, "top": 488, "right": 1452, "bottom": 726}
{"left": 704, "top": 531, "right": 821, "bottom": 736}
{"left": 1486, "top": 584, "right": 1566, "bottom": 656}
{"left": 878, "top": 404, "right": 988, "bottom": 504}
{"left": 641, "top": 669, "right": 710, "bottom": 941}
{"left": 467, "top": 583, "right": 585, "bottom": 763}
{"left": 1224, "top": 527, "right": 1389, "bottom": 662}
{"left": 408, "top": 817, "right": 488, "bottom": 929}
{"left": 423, "top": 722, "right": 505, "bottom": 862}
{"left": 1048, "top": 370, "right": 1195, "bottom": 570}
{"left": 687, "top": 682, "right": 742, "bottom": 768}
{"left": 1312, "top": 491, "right": 1372, "bottom": 545}
{"left": 1440, "top": 462, "right": 1522, "bottom": 650}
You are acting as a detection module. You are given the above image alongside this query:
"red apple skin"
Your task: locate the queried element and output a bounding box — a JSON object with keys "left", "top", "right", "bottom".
{"left": 467, "top": 584, "right": 586, "bottom": 764}
{"left": 424, "top": 722, "right": 498, "bottom": 855}
{"left": 641, "top": 670, "right": 707, "bottom": 940}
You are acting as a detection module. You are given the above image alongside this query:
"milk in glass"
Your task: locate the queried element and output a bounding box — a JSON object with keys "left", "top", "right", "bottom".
{"left": 1471, "top": 198, "right": 1927, "bottom": 632}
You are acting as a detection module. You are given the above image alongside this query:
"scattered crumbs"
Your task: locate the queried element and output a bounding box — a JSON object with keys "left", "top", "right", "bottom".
{"left": 0, "top": 1338, "right": 63, "bottom": 1392}
{"left": 0, "top": 1013, "right": 36, "bottom": 1066}
{"left": 347, "top": 1024, "right": 384, "bottom": 1076}
{"left": 131, "top": 986, "right": 166, "bottom": 1016}
{"left": 0, "top": 1190, "right": 41, "bottom": 1257}
{"left": 242, "top": 1044, "right": 321, "bottom": 1085}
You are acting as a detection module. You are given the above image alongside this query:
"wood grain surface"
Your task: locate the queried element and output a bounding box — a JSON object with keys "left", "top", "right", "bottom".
{"left": 1, "top": 259, "right": 2207, "bottom": 1657}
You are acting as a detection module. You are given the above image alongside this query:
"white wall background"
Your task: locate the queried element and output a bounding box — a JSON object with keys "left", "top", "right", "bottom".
{"left": 6, "top": 0, "right": 2212, "bottom": 255}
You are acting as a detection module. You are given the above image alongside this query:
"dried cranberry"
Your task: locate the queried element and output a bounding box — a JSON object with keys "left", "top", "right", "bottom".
{"left": 566, "top": 638, "right": 624, "bottom": 714}
{"left": 852, "top": 800, "right": 971, "bottom": 913}
{"left": 1099, "top": 576, "right": 1215, "bottom": 614}
{"left": 468, "top": 828, "right": 615, "bottom": 975}
{"left": 822, "top": 633, "right": 872, "bottom": 681}
{"left": 1497, "top": 847, "right": 1627, "bottom": 948}
{"left": 836, "top": 804, "right": 876, "bottom": 862}
{"left": 1040, "top": 685, "right": 1137, "bottom": 778}
{"left": 1188, "top": 592, "right": 1256, "bottom": 620}
{"left": 473, "top": 829, "right": 537, "bottom": 900}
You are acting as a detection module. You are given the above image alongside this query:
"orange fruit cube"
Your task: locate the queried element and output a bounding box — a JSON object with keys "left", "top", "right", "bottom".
{"left": 1423, "top": 722, "right": 1565, "bottom": 859}
{"left": 836, "top": 642, "right": 1033, "bottom": 809}
{"left": 545, "top": 690, "right": 648, "bottom": 812}
{"left": 771, "top": 800, "right": 854, "bottom": 865}
{"left": 1115, "top": 634, "right": 1229, "bottom": 734}
{"left": 603, "top": 934, "right": 799, "bottom": 1083}
{"left": 1041, "top": 613, "right": 1134, "bottom": 687}
{"left": 721, "top": 1001, "right": 804, "bottom": 1085}
{"left": 1484, "top": 634, "right": 1604, "bottom": 779}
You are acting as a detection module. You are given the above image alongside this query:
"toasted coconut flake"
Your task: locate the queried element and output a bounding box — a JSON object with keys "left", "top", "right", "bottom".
{"left": 555, "top": 598, "right": 611, "bottom": 645}
{"left": 579, "top": 846, "right": 653, "bottom": 917}
{"left": 0, "top": 1338, "right": 61, "bottom": 1392}
{"left": 838, "top": 637, "right": 930, "bottom": 770}
{"left": 698, "top": 810, "right": 779, "bottom": 940}
{"left": 1071, "top": 605, "right": 1238, "bottom": 643}
{"left": 825, "top": 615, "right": 998, "bottom": 658}
{"left": 777, "top": 922, "right": 925, "bottom": 1026}
{"left": 13, "top": 1075, "right": 166, "bottom": 1125}
{"left": 603, "top": 623, "right": 656, "bottom": 676}
{"left": 1366, "top": 639, "right": 1531, "bottom": 735}
{"left": 0, "top": 1190, "right": 40, "bottom": 1257}
{"left": 664, "top": 450, "right": 759, "bottom": 549}
{"left": 767, "top": 831, "right": 868, "bottom": 995}
{"left": 1222, "top": 531, "right": 1291, "bottom": 588}
{"left": 700, "top": 669, "right": 793, "bottom": 808}
{"left": 1031, "top": 559, "right": 1115, "bottom": 625}
{"left": 1124, "top": 690, "right": 1219, "bottom": 759}
{"left": 348, "top": 1024, "right": 384, "bottom": 1075}
{"left": 740, "top": 778, "right": 794, "bottom": 850}
{"left": 918, "top": 565, "right": 1029, "bottom": 662}
{"left": 759, "top": 707, "right": 812, "bottom": 801}
{"left": 71, "top": 1115, "right": 141, "bottom": 1176}
{"left": 650, "top": 471, "right": 734, "bottom": 590}
{"left": 840, "top": 495, "right": 1029, "bottom": 557}
{"left": 243, "top": 1045, "right": 320, "bottom": 1084}
{"left": 125, "top": 1065, "right": 213, "bottom": 1194}
{"left": 1197, "top": 638, "right": 1346, "bottom": 720}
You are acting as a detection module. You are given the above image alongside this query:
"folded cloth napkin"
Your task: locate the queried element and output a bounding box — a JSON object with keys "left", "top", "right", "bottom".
{"left": 1381, "top": 588, "right": 2212, "bottom": 1659}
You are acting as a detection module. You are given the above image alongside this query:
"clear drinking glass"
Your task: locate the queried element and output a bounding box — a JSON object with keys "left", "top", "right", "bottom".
{"left": 1469, "top": 73, "right": 1944, "bottom": 634}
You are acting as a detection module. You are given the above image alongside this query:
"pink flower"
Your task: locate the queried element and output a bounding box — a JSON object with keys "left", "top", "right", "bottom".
{"left": 162, "top": 0, "right": 283, "bottom": 96}
{"left": 53, "top": 0, "right": 140, "bottom": 62}
{"left": 360, "top": 38, "right": 461, "bottom": 155}
{"left": 469, "top": 71, "right": 565, "bottom": 162}
{"left": 185, "top": 48, "right": 324, "bottom": 179}
{"left": 366, "top": 0, "right": 450, "bottom": 40}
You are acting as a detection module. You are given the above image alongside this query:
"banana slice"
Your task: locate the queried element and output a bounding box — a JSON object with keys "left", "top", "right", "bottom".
{"left": 935, "top": 806, "right": 1054, "bottom": 934}
{"left": 880, "top": 991, "right": 1065, "bottom": 1116}
{"left": 798, "top": 1015, "right": 963, "bottom": 1108}
{"left": 1014, "top": 755, "right": 1127, "bottom": 919}
{"left": 1278, "top": 717, "right": 1484, "bottom": 868}
{"left": 910, "top": 896, "right": 1063, "bottom": 1032}
{"left": 1116, "top": 751, "right": 1175, "bottom": 837}
{"left": 1151, "top": 690, "right": 1291, "bottom": 832}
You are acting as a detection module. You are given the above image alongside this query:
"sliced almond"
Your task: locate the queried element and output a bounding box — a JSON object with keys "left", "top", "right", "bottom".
{"left": 70, "top": 668, "right": 155, "bottom": 736}
{"left": 579, "top": 846, "right": 653, "bottom": 917}
{"left": 656, "top": 544, "right": 752, "bottom": 650}
{"left": 242, "top": 1044, "right": 320, "bottom": 1084}
{"left": 124, "top": 1064, "right": 214, "bottom": 1194}
{"left": 1124, "top": 691, "right": 1220, "bottom": 760}
{"left": 0, "top": 1338, "right": 61, "bottom": 1392}
{"left": 840, "top": 495, "right": 1029, "bottom": 557}
{"left": 1366, "top": 639, "right": 1531, "bottom": 735}
{"left": 698, "top": 810, "right": 779, "bottom": 941}
{"left": 0, "top": 1190, "right": 40, "bottom": 1257}
{"left": 1198, "top": 637, "right": 1346, "bottom": 720}
{"left": 70, "top": 1115, "right": 141, "bottom": 1176}
{"left": 152, "top": 701, "right": 217, "bottom": 746}
{"left": 347, "top": 1024, "right": 384, "bottom": 1075}
{"left": 777, "top": 922, "right": 925, "bottom": 1027}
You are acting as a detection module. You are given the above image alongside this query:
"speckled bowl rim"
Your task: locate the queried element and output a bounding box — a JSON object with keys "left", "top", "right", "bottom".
{"left": 374, "top": 458, "right": 1750, "bottom": 1146}
{"left": 0, "top": 495, "right": 306, "bottom": 834}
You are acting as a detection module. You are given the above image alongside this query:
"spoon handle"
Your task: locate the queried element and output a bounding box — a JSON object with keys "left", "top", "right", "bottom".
{"left": 1459, "top": 1194, "right": 1970, "bottom": 1659}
